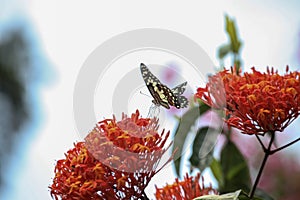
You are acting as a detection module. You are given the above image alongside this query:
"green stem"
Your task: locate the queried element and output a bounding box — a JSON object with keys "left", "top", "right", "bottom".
{"left": 249, "top": 132, "right": 275, "bottom": 199}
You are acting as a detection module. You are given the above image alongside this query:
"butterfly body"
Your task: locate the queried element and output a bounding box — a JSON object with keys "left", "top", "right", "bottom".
{"left": 140, "top": 63, "right": 188, "bottom": 109}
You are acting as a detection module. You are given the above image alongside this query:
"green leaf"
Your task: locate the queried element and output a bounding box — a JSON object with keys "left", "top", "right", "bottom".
{"left": 210, "top": 157, "right": 224, "bottom": 188}
{"left": 218, "top": 44, "right": 231, "bottom": 60}
{"left": 194, "top": 190, "right": 269, "bottom": 200}
{"left": 237, "top": 190, "right": 271, "bottom": 200}
{"left": 195, "top": 190, "right": 241, "bottom": 200}
{"left": 225, "top": 15, "right": 242, "bottom": 54}
{"left": 194, "top": 190, "right": 272, "bottom": 200}
{"left": 253, "top": 188, "right": 274, "bottom": 200}
{"left": 189, "top": 127, "right": 219, "bottom": 172}
{"left": 173, "top": 103, "right": 210, "bottom": 177}
{"left": 220, "top": 141, "right": 251, "bottom": 193}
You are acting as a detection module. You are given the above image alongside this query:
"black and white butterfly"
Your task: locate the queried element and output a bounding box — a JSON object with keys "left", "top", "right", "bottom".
{"left": 140, "top": 63, "right": 188, "bottom": 109}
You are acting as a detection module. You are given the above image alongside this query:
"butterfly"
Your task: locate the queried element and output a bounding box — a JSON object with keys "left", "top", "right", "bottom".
{"left": 140, "top": 63, "right": 188, "bottom": 109}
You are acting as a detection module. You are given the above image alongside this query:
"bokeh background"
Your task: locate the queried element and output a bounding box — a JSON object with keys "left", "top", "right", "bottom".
{"left": 0, "top": 1, "right": 300, "bottom": 199}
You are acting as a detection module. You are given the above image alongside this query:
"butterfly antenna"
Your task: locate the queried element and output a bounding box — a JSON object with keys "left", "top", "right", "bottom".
{"left": 140, "top": 91, "right": 152, "bottom": 98}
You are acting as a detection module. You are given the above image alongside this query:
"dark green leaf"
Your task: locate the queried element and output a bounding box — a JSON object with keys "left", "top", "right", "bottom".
{"left": 210, "top": 157, "right": 224, "bottom": 188}
{"left": 218, "top": 44, "right": 231, "bottom": 60}
{"left": 189, "top": 127, "right": 219, "bottom": 172}
{"left": 189, "top": 127, "right": 209, "bottom": 168}
{"left": 220, "top": 141, "right": 251, "bottom": 193}
{"left": 173, "top": 103, "right": 210, "bottom": 177}
{"left": 253, "top": 188, "right": 274, "bottom": 200}
{"left": 237, "top": 190, "right": 270, "bottom": 200}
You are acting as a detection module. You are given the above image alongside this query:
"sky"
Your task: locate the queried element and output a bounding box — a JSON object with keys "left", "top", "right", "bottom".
{"left": 1, "top": 1, "right": 300, "bottom": 199}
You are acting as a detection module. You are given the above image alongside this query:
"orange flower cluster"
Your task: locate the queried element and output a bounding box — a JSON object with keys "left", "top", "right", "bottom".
{"left": 155, "top": 173, "right": 217, "bottom": 200}
{"left": 50, "top": 110, "right": 171, "bottom": 199}
{"left": 195, "top": 66, "right": 300, "bottom": 135}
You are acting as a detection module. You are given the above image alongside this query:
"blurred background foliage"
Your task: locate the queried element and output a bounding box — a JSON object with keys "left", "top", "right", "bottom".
{"left": 218, "top": 15, "right": 243, "bottom": 71}
{"left": 0, "top": 27, "right": 31, "bottom": 188}
{"left": 0, "top": 18, "right": 50, "bottom": 196}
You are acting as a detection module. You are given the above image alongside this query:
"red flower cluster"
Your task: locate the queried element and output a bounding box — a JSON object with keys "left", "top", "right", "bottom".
{"left": 195, "top": 66, "right": 300, "bottom": 135}
{"left": 155, "top": 173, "right": 217, "bottom": 200}
{"left": 50, "top": 110, "right": 171, "bottom": 199}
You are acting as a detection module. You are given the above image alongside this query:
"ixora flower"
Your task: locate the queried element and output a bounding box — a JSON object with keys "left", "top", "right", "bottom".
{"left": 195, "top": 66, "right": 300, "bottom": 135}
{"left": 50, "top": 110, "right": 172, "bottom": 200}
{"left": 155, "top": 173, "right": 217, "bottom": 200}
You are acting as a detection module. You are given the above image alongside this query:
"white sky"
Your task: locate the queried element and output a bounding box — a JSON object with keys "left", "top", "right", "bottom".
{"left": 1, "top": 0, "right": 300, "bottom": 199}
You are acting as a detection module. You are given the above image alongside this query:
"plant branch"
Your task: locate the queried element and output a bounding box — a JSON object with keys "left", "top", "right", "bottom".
{"left": 270, "top": 137, "right": 300, "bottom": 155}
{"left": 249, "top": 131, "right": 275, "bottom": 199}
{"left": 142, "top": 191, "right": 149, "bottom": 200}
{"left": 255, "top": 134, "right": 267, "bottom": 152}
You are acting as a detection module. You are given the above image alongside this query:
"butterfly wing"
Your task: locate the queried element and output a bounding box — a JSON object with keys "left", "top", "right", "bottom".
{"left": 171, "top": 81, "right": 187, "bottom": 96}
{"left": 140, "top": 63, "right": 161, "bottom": 85}
{"left": 140, "top": 63, "right": 188, "bottom": 109}
{"left": 172, "top": 82, "right": 188, "bottom": 108}
{"left": 177, "top": 96, "right": 189, "bottom": 108}
{"left": 146, "top": 82, "right": 170, "bottom": 109}
{"left": 140, "top": 63, "right": 171, "bottom": 109}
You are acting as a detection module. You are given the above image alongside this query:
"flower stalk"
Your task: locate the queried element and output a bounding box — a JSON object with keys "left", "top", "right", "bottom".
{"left": 249, "top": 131, "right": 275, "bottom": 199}
{"left": 270, "top": 136, "right": 300, "bottom": 154}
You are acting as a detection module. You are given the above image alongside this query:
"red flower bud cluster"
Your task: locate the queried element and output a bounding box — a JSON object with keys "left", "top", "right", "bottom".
{"left": 195, "top": 66, "right": 300, "bottom": 135}
{"left": 155, "top": 173, "right": 217, "bottom": 200}
{"left": 50, "top": 110, "right": 171, "bottom": 199}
